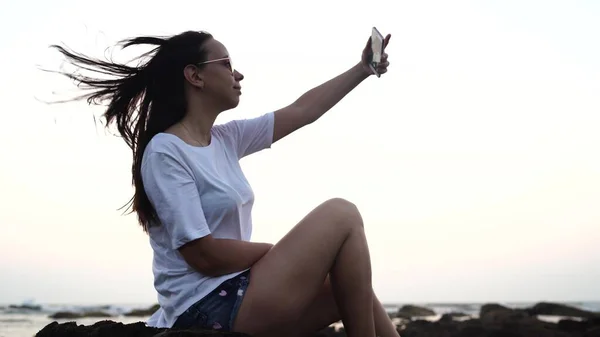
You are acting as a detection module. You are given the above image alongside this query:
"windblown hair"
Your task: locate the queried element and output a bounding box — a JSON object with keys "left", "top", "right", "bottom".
{"left": 51, "top": 30, "right": 213, "bottom": 231}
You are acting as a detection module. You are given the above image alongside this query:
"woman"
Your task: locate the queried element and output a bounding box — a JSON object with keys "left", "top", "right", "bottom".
{"left": 52, "top": 30, "right": 397, "bottom": 337}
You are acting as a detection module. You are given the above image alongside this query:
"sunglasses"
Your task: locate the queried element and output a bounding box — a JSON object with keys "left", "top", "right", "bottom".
{"left": 197, "top": 57, "right": 234, "bottom": 74}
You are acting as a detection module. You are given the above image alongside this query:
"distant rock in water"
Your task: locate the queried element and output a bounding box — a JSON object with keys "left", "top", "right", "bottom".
{"left": 527, "top": 302, "right": 600, "bottom": 318}
{"left": 124, "top": 304, "right": 161, "bottom": 317}
{"left": 49, "top": 312, "right": 82, "bottom": 319}
{"left": 49, "top": 311, "right": 113, "bottom": 319}
{"left": 9, "top": 304, "right": 42, "bottom": 311}
{"left": 396, "top": 304, "right": 436, "bottom": 318}
{"left": 48, "top": 304, "right": 160, "bottom": 320}
{"left": 479, "top": 303, "right": 513, "bottom": 316}
{"left": 479, "top": 305, "right": 541, "bottom": 329}
{"left": 401, "top": 303, "right": 600, "bottom": 337}
{"left": 438, "top": 312, "right": 471, "bottom": 322}
{"left": 36, "top": 320, "right": 251, "bottom": 337}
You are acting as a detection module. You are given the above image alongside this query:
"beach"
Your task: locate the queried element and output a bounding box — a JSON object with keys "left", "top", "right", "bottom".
{"left": 0, "top": 303, "right": 150, "bottom": 337}
{"left": 3, "top": 301, "right": 599, "bottom": 337}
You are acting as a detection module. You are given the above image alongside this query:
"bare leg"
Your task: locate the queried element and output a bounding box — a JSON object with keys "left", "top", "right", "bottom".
{"left": 232, "top": 198, "right": 376, "bottom": 337}
{"left": 284, "top": 275, "right": 400, "bottom": 337}
{"left": 329, "top": 221, "right": 374, "bottom": 337}
{"left": 372, "top": 294, "right": 400, "bottom": 337}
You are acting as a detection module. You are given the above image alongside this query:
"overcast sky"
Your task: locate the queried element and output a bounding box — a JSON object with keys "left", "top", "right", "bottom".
{"left": 1, "top": 0, "right": 598, "bottom": 305}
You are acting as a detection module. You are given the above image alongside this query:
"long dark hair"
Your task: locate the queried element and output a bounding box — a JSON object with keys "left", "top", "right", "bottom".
{"left": 51, "top": 30, "right": 213, "bottom": 232}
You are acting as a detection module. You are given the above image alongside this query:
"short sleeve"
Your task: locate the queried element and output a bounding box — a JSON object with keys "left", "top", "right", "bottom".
{"left": 141, "top": 152, "right": 211, "bottom": 250}
{"left": 225, "top": 112, "right": 275, "bottom": 159}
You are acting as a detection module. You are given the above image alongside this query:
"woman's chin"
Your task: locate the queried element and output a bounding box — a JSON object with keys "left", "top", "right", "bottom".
{"left": 222, "top": 97, "right": 241, "bottom": 111}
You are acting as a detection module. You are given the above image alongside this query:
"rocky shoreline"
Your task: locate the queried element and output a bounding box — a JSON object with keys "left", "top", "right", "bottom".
{"left": 35, "top": 302, "right": 600, "bottom": 337}
{"left": 46, "top": 304, "right": 160, "bottom": 319}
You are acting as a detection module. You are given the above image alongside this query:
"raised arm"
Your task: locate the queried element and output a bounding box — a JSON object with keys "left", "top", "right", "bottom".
{"left": 272, "top": 34, "right": 391, "bottom": 143}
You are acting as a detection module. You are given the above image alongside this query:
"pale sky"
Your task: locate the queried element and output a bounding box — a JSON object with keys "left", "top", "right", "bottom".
{"left": 1, "top": 0, "right": 599, "bottom": 306}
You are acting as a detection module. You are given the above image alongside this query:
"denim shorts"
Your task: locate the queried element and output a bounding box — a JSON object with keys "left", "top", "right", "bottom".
{"left": 172, "top": 270, "right": 250, "bottom": 331}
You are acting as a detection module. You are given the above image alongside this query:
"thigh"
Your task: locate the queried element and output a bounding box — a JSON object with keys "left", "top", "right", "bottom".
{"left": 242, "top": 276, "right": 341, "bottom": 337}
{"left": 292, "top": 275, "right": 341, "bottom": 337}
{"left": 232, "top": 198, "right": 362, "bottom": 336}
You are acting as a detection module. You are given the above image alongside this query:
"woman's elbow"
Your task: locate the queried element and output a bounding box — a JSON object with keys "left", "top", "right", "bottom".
{"left": 186, "top": 256, "right": 219, "bottom": 276}
{"left": 178, "top": 237, "right": 222, "bottom": 276}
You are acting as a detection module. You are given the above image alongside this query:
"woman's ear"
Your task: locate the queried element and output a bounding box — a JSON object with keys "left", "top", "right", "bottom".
{"left": 183, "top": 65, "right": 204, "bottom": 90}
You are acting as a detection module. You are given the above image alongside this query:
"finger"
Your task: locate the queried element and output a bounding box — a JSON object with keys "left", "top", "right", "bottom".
{"left": 381, "top": 53, "right": 388, "bottom": 61}
{"left": 383, "top": 34, "right": 392, "bottom": 48}
{"left": 378, "top": 61, "right": 390, "bottom": 68}
{"left": 364, "top": 36, "right": 372, "bottom": 50}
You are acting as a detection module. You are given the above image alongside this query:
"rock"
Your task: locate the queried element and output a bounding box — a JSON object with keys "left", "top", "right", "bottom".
{"left": 558, "top": 319, "right": 590, "bottom": 333}
{"left": 557, "top": 317, "right": 600, "bottom": 335}
{"left": 35, "top": 311, "right": 600, "bottom": 337}
{"left": 395, "top": 314, "right": 574, "bottom": 337}
{"left": 438, "top": 312, "right": 470, "bottom": 322}
{"left": 36, "top": 320, "right": 251, "bottom": 337}
{"left": 528, "top": 302, "right": 600, "bottom": 319}
{"left": 483, "top": 328, "right": 525, "bottom": 337}
{"left": 125, "top": 304, "right": 161, "bottom": 317}
{"left": 82, "top": 311, "right": 113, "bottom": 318}
{"left": 480, "top": 307, "right": 542, "bottom": 329}
{"left": 454, "top": 323, "right": 487, "bottom": 337}
{"left": 50, "top": 311, "right": 84, "bottom": 319}
{"left": 396, "top": 305, "right": 436, "bottom": 318}
{"left": 479, "top": 303, "right": 512, "bottom": 317}
{"left": 314, "top": 326, "right": 343, "bottom": 337}
{"left": 9, "top": 304, "right": 42, "bottom": 311}
{"left": 49, "top": 311, "right": 113, "bottom": 319}
{"left": 585, "top": 326, "right": 600, "bottom": 337}
{"left": 397, "top": 319, "right": 449, "bottom": 337}
{"left": 478, "top": 306, "right": 578, "bottom": 337}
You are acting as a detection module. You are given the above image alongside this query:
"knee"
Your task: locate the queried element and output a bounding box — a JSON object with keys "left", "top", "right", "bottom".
{"left": 322, "top": 198, "right": 363, "bottom": 228}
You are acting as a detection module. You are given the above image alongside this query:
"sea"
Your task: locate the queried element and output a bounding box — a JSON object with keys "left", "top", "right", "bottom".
{"left": 1, "top": 301, "right": 599, "bottom": 337}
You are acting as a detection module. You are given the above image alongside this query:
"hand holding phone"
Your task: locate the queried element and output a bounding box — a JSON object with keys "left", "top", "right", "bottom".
{"left": 369, "top": 27, "right": 385, "bottom": 77}
{"left": 361, "top": 27, "right": 390, "bottom": 78}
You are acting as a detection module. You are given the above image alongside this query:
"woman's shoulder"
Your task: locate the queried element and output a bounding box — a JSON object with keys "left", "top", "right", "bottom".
{"left": 144, "top": 133, "right": 188, "bottom": 158}
{"left": 142, "top": 133, "right": 218, "bottom": 172}
{"left": 142, "top": 133, "right": 210, "bottom": 170}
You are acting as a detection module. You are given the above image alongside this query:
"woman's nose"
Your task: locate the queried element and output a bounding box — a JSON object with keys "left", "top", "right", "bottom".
{"left": 234, "top": 69, "right": 244, "bottom": 81}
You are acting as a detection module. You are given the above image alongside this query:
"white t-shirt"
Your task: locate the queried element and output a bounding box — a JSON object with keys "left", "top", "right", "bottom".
{"left": 141, "top": 112, "right": 275, "bottom": 328}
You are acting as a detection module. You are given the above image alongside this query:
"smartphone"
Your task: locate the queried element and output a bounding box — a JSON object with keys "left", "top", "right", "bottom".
{"left": 369, "top": 27, "right": 385, "bottom": 77}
